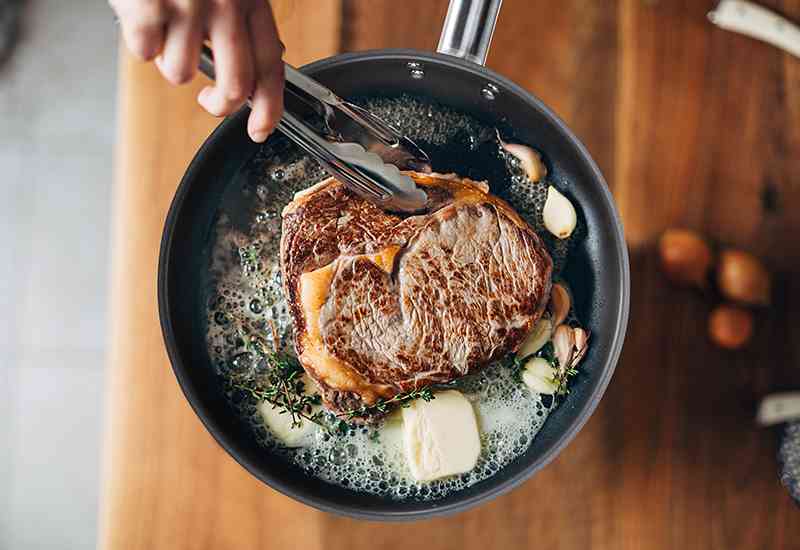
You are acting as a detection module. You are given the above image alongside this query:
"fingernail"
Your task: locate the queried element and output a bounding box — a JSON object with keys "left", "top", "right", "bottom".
{"left": 197, "top": 87, "right": 212, "bottom": 104}
{"left": 250, "top": 130, "right": 268, "bottom": 143}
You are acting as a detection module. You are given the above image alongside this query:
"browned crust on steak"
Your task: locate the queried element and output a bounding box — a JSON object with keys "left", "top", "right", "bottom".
{"left": 280, "top": 172, "right": 552, "bottom": 416}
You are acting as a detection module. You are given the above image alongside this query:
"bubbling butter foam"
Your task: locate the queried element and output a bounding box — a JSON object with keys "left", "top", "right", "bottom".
{"left": 205, "top": 95, "right": 578, "bottom": 501}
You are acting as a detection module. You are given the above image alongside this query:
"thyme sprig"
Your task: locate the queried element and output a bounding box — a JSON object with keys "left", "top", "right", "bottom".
{"left": 234, "top": 378, "right": 323, "bottom": 429}
{"left": 238, "top": 244, "right": 261, "bottom": 276}
{"left": 341, "top": 387, "right": 436, "bottom": 421}
{"left": 549, "top": 365, "right": 578, "bottom": 396}
{"left": 230, "top": 319, "right": 437, "bottom": 431}
{"left": 230, "top": 349, "right": 326, "bottom": 429}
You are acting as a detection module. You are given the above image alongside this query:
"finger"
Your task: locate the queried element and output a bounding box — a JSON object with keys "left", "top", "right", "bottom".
{"left": 197, "top": 2, "right": 255, "bottom": 117}
{"left": 155, "top": 3, "right": 204, "bottom": 85}
{"left": 248, "top": 64, "right": 284, "bottom": 143}
{"left": 246, "top": 3, "right": 284, "bottom": 142}
{"left": 112, "top": 0, "right": 168, "bottom": 61}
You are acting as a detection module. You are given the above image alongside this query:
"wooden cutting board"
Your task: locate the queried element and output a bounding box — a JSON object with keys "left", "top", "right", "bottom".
{"left": 100, "top": 1, "right": 800, "bottom": 548}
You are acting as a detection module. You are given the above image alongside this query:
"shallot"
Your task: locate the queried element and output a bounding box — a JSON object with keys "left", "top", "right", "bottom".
{"left": 658, "top": 228, "right": 713, "bottom": 289}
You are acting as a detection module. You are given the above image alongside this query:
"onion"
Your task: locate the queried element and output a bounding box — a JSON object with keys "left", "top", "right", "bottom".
{"left": 496, "top": 131, "right": 547, "bottom": 182}
{"left": 717, "top": 249, "right": 771, "bottom": 306}
{"left": 708, "top": 304, "right": 754, "bottom": 350}
{"left": 658, "top": 229, "right": 713, "bottom": 289}
{"left": 543, "top": 186, "right": 577, "bottom": 239}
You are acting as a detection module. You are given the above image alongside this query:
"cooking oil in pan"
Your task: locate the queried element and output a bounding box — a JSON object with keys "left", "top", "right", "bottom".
{"left": 205, "top": 94, "right": 580, "bottom": 501}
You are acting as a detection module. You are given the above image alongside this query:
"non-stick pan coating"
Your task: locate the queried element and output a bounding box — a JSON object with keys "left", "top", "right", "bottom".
{"left": 159, "top": 50, "right": 630, "bottom": 520}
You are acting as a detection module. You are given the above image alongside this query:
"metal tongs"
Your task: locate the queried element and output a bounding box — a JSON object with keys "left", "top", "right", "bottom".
{"left": 199, "top": 46, "right": 430, "bottom": 213}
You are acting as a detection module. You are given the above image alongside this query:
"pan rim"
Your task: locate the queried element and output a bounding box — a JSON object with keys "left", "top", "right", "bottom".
{"left": 158, "top": 48, "right": 630, "bottom": 521}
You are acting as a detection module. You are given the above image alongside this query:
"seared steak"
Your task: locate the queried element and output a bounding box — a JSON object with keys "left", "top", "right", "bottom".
{"left": 280, "top": 172, "right": 553, "bottom": 416}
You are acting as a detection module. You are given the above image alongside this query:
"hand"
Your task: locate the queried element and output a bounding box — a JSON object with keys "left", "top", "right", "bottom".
{"left": 110, "top": 0, "right": 284, "bottom": 143}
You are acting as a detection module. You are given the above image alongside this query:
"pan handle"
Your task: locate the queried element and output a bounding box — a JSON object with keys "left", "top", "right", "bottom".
{"left": 436, "top": 0, "right": 502, "bottom": 66}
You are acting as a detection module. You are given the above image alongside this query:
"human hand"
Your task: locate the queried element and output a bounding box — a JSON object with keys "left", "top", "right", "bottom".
{"left": 110, "top": 0, "right": 284, "bottom": 142}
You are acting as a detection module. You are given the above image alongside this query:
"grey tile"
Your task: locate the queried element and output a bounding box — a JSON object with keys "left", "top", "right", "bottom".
{"left": 5, "top": 361, "right": 105, "bottom": 550}
{"left": 1, "top": 0, "right": 116, "bottom": 548}
{"left": 0, "top": 142, "right": 35, "bottom": 353}
{"left": 16, "top": 147, "right": 112, "bottom": 354}
{"left": 0, "top": 366, "right": 18, "bottom": 550}
{"left": 6, "top": 0, "right": 118, "bottom": 146}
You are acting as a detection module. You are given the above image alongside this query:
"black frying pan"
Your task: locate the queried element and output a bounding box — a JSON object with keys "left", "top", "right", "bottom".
{"left": 158, "top": 0, "right": 630, "bottom": 520}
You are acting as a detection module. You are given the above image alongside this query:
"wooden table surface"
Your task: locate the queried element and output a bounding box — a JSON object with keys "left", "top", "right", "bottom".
{"left": 100, "top": 1, "right": 800, "bottom": 548}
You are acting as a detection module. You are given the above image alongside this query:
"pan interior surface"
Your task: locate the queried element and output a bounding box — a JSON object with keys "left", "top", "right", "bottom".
{"left": 159, "top": 51, "right": 629, "bottom": 520}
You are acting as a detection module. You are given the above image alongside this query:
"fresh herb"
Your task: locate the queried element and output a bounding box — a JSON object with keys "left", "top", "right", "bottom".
{"left": 238, "top": 244, "right": 261, "bottom": 275}
{"left": 231, "top": 351, "right": 326, "bottom": 429}
{"left": 231, "top": 322, "right": 434, "bottom": 432}
{"left": 231, "top": 315, "right": 438, "bottom": 430}
{"left": 341, "top": 387, "right": 436, "bottom": 421}
{"left": 548, "top": 365, "right": 578, "bottom": 396}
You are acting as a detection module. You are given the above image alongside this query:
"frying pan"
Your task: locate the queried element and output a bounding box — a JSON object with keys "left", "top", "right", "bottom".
{"left": 158, "top": 0, "right": 630, "bottom": 520}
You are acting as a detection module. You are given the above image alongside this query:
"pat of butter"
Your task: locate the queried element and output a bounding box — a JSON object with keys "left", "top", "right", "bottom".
{"left": 401, "top": 390, "right": 481, "bottom": 482}
{"left": 257, "top": 374, "right": 320, "bottom": 448}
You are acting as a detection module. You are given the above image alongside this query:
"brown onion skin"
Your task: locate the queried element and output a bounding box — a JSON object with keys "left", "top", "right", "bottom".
{"left": 659, "top": 229, "right": 714, "bottom": 289}
{"left": 717, "top": 249, "right": 771, "bottom": 306}
{"left": 708, "top": 304, "right": 754, "bottom": 350}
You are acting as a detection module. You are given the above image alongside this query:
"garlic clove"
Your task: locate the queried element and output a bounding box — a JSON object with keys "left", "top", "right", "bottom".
{"left": 497, "top": 130, "right": 547, "bottom": 182}
{"left": 756, "top": 393, "right": 800, "bottom": 426}
{"left": 570, "top": 327, "right": 590, "bottom": 368}
{"left": 543, "top": 186, "right": 577, "bottom": 239}
{"left": 257, "top": 373, "right": 320, "bottom": 448}
{"left": 553, "top": 324, "right": 575, "bottom": 370}
{"left": 518, "top": 317, "right": 553, "bottom": 358}
{"left": 658, "top": 228, "right": 713, "bottom": 289}
{"left": 521, "top": 357, "right": 559, "bottom": 395}
{"left": 258, "top": 404, "right": 320, "bottom": 448}
{"left": 549, "top": 283, "right": 571, "bottom": 327}
{"left": 717, "top": 249, "right": 771, "bottom": 306}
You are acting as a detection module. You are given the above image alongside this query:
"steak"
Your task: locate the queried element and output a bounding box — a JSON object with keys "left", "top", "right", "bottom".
{"left": 280, "top": 172, "right": 553, "bottom": 416}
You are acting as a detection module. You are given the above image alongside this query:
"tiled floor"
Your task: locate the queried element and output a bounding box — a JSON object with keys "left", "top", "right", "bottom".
{"left": 0, "top": 1, "right": 116, "bottom": 548}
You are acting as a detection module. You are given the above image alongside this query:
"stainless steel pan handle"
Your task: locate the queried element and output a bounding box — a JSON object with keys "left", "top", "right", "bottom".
{"left": 437, "top": 0, "right": 503, "bottom": 66}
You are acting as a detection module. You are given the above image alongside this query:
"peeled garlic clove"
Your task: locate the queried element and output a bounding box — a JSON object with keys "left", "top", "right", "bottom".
{"left": 258, "top": 401, "right": 320, "bottom": 448}
{"left": 257, "top": 373, "right": 320, "bottom": 448}
{"left": 708, "top": 304, "right": 754, "bottom": 350}
{"left": 543, "top": 186, "right": 577, "bottom": 239}
{"left": 521, "top": 357, "right": 559, "bottom": 395}
{"left": 549, "top": 283, "right": 571, "bottom": 327}
{"left": 518, "top": 317, "right": 553, "bottom": 358}
{"left": 717, "top": 249, "right": 771, "bottom": 306}
{"left": 570, "top": 327, "right": 590, "bottom": 368}
{"left": 658, "top": 228, "right": 713, "bottom": 289}
{"left": 553, "top": 324, "right": 575, "bottom": 369}
{"left": 497, "top": 131, "right": 548, "bottom": 182}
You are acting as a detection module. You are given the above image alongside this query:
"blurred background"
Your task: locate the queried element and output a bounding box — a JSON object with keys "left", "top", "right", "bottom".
{"left": 1, "top": 0, "right": 799, "bottom": 549}
{"left": 0, "top": 0, "right": 115, "bottom": 548}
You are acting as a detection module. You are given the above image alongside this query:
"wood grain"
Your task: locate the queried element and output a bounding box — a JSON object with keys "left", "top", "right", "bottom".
{"left": 101, "top": 1, "right": 800, "bottom": 549}
{"left": 98, "top": 3, "right": 340, "bottom": 550}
